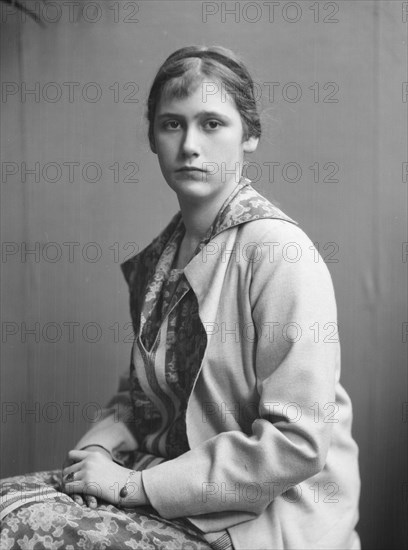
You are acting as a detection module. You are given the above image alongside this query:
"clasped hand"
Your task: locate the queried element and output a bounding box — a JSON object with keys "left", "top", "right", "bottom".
{"left": 62, "top": 447, "right": 147, "bottom": 509}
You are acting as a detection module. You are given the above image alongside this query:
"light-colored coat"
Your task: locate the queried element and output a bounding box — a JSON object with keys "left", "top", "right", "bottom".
{"left": 121, "top": 182, "right": 361, "bottom": 550}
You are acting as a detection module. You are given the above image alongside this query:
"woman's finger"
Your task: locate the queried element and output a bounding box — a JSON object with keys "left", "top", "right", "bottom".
{"left": 72, "top": 494, "right": 84, "bottom": 506}
{"left": 63, "top": 467, "right": 84, "bottom": 494}
{"left": 68, "top": 449, "right": 90, "bottom": 461}
{"left": 62, "top": 460, "right": 83, "bottom": 482}
{"left": 64, "top": 480, "right": 83, "bottom": 495}
{"left": 85, "top": 495, "right": 98, "bottom": 509}
{"left": 63, "top": 449, "right": 88, "bottom": 468}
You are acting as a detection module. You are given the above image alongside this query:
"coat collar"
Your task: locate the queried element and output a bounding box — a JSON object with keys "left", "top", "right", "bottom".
{"left": 197, "top": 176, "right": 298, "bottom": 241}
{"left": 121, "top": 178, "right": 298, "bottom": 293}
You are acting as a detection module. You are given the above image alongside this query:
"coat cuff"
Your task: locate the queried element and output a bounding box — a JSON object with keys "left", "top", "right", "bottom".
{"left": 141, "top": 461, "right": 191, "bottom": 518}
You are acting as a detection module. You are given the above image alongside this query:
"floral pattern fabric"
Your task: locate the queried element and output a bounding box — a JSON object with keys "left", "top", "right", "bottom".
{"left": 0, "top": 471, "right": 212, "bottom": 550}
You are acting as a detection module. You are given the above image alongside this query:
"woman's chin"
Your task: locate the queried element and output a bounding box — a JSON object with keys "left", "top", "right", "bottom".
{"left": 166, "top": 176, "right": 213, "bottom": 198}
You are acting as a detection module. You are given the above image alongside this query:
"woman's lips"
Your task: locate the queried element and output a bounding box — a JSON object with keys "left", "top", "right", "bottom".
{"left": 175, "top": 167, "right": 209, "bottom": 180}
{"left": 176, "top": 167, "right": 207, "bottom": 172}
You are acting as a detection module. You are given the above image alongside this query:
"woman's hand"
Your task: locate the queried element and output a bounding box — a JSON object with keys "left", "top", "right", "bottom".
{"left": 62, "top": 445, "right": 112, "bottom": 508}
{"left": 62, "top": 449, "right": 149, "bottom": 507}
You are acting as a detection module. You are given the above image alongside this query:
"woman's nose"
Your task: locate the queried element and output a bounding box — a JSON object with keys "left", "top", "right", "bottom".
{"left": 181, "top": 126, "right": 200, "bottom": 157}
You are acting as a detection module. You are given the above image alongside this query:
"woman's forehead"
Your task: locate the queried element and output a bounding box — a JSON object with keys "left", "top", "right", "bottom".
{"left": 157, "top": 76, "right": 239, "bottom": 116}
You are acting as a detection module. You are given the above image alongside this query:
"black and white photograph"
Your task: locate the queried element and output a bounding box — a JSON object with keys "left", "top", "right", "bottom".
{"left": 0, "top": 1, "right": 407, "bottom": 549}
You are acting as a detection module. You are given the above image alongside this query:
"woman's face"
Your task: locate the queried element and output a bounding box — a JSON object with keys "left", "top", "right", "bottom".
{"left": 152, "top": 77, "right": 258, "bottom": 204}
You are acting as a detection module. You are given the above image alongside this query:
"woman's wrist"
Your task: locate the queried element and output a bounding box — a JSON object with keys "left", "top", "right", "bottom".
{"left": 118, "top": 469, "right": 149, "bottom": 507}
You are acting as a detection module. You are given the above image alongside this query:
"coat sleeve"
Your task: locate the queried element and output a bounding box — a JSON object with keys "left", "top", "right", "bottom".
{"left": 141, "top": 221, "right": 340, "bottom": 525}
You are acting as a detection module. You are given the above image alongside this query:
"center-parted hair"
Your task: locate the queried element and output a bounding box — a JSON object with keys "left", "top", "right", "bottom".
{"left": 147, "top": 45, "right": 261, "bottom": 152}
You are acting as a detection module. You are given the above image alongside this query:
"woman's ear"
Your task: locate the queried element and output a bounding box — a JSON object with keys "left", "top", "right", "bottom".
{"left": 243, "top": 135, "right": 259, "bottom": 153}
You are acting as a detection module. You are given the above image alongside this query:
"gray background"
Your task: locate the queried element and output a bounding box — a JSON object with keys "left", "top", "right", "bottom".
{"left": 1, "top": 1, "right": 407, "bottom": 548}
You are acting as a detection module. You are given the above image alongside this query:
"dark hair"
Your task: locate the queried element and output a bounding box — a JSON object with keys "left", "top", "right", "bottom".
{"left": 147, "top": 45, "right": 261, "bottom": 152}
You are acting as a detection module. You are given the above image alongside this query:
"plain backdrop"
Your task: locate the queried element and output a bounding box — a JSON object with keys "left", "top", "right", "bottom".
{"left": 1, "top": 1, "right": 407, "bottom": 549}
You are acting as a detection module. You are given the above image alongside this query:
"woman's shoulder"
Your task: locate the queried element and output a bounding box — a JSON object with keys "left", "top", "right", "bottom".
{"left": 240, "top": 217, "right": 336, "bottom": 297}
{"left": 237, "top": 215, "right": 314, "bottom": 249}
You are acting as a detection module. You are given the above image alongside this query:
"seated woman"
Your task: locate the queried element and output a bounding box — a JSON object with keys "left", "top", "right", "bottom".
{"left": 0, "top": 45, "right": 361, "bottom": 550}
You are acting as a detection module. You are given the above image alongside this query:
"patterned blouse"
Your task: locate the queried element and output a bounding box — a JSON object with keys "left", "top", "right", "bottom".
{"left": 129, "top": 213, "right": 208, "bottom": 466}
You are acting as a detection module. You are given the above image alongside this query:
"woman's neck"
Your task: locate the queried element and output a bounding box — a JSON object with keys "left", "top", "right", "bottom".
{"left": 177, "top": 180, "right": 240, "bottom": 245}
{"left": 178, "top": 200, "right": 217, "bottom": 245}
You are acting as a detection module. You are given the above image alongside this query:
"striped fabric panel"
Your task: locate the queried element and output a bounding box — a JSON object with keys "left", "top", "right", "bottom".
{"left": 209, "top": 532, "right": 235, "bottom": 550}
{"left": 133, "top": 453, "right": 166, "bottom": 471}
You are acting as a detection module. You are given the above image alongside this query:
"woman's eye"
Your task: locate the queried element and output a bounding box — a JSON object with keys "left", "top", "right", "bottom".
{"left": 204, "top": 120, "right": 221, "bottom": 130}
{"left": 163, "top": 120, "right": 180, "bottom": 130}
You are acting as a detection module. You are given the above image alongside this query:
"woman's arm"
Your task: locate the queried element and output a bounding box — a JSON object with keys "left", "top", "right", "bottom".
{"left": 74, "top": 412, "right": 138, "bottom": 455}
{"left": 62, "top": 375, "right": 140, "bottom": 506}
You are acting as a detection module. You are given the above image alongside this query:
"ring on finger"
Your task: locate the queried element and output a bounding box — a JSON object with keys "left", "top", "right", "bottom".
{"left": 66, "top": 472, "right": 75, "bottom": 482}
